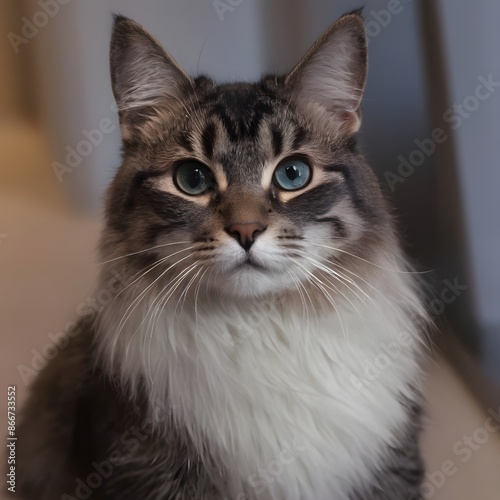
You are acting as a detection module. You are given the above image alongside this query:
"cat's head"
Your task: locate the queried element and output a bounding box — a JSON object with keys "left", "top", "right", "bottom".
{"left": 103, "top": 11, "right": 392, "bottom": 298}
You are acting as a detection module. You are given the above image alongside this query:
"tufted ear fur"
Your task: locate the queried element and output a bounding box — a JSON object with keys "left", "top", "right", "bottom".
{"left": 110, "top": 15, "right": 193, "bottom": 143}
{"left": 286, "top": 10, "right": 367, "bottom": 135}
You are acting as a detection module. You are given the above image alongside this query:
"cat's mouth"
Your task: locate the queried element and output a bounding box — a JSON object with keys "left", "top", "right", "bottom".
{"left": 215, "top": 252, "right": 294, "bottom": 296}
{"left": 241, "top": 255, "right": 267, "bottom": 271}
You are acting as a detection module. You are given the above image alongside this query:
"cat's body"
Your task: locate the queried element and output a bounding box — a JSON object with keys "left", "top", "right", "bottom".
{"left": 18, "top": 304, "right": 424, "bottom": 500}
{"left": 18, "top": 11, "right": 428, "bottom": 500}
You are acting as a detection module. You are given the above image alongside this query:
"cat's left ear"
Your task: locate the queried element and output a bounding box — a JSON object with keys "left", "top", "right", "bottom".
{"left": 110, "top": 15, "right": 193, "bottom": 143}
{"left": 286, "top": 10, "right": 367, "bottom": 135}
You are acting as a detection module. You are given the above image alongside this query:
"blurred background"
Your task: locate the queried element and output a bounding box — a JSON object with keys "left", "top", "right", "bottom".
{"left": 1, "top": 1, "right": 499, "bottom": 498}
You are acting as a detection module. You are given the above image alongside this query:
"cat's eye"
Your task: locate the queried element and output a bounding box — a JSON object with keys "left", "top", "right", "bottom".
{"left": 273, "top": 158, "right": 311, "bottom": 191}
{"left": 175, "top": 161, "right": 215, "bottom": 195}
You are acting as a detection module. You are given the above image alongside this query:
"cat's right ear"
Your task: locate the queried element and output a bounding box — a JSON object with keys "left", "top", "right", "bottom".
{"left": 285, "top": 10, "right": 367, "bottom": 136}
{"left": 110, "top": 15, "right": 192, "bottom": 143}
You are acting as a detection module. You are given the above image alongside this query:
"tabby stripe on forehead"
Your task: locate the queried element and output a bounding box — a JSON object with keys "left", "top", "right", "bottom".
{"left": 211, "top": 97, "right": 273, "bottom": 142}
{"left": 201, "top": 122, "right": 217, "bottom": 158}
{"left": 270, "top": 124, "right": 283, "bottom": 157}
{"left": 178, "top": 132, "right": 194, "bottom": 153}
{"left": 211, "top": 105, "right": 238, "bottom": 142}
{"left": 292, "top": 126, "right": 307, "bottom": 150}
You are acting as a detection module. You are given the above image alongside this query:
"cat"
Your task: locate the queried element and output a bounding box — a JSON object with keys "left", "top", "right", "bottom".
{"left": 17, "top": 9, "right": 429, "bottom": 500}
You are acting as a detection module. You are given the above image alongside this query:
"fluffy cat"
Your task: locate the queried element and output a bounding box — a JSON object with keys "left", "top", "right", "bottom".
{"left": 17, "top": 9, "right": 429, "bottom": 500}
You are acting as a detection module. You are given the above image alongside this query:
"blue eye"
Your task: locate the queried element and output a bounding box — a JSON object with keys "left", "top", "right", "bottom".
{"left": 175, "top": 161, "right": 214, "bottom": 195}
{"left": 273, "top": 158, "right": 311, "bottom": 191}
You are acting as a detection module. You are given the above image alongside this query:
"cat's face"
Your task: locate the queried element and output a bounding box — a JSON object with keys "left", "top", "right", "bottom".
{"left": 103, "top": 13, "right": 389, "bottom": 298}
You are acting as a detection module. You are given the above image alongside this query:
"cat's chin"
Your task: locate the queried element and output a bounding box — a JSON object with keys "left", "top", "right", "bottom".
{"left": 213, "top": 264, "right": 293, "bottom": 298}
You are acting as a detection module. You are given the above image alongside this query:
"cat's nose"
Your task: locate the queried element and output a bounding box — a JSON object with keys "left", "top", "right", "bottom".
{"left": 226, "top": 222, "right": 267, "bottom": 251}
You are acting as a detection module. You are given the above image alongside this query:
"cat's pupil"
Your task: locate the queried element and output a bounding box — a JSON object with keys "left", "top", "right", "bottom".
{"left": 186, "top": 169, "right": 201, "bottom": 188}
{"left": 286, "top": 165, "right": 300, "bottom": 180}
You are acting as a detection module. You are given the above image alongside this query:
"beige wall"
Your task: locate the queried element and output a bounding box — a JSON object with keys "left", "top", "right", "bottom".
{"left": 0, "top": 1, "right": 65, "bottom": 207}
{"left": 0, "top": 1, "right": 29, "bottom": 119}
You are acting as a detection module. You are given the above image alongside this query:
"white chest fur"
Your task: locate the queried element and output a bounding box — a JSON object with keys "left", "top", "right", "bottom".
{"left": 101, "top": 288, "right": 422, "bottom": 500}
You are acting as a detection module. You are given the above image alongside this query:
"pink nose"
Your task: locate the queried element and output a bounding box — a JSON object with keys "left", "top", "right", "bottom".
{"left": 226, "top": 222, "right": 266, "bottom": 251}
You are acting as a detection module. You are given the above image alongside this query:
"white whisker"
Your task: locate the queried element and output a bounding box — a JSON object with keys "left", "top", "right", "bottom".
{"left": 294, "top": 261, "right": 351, "bottom": 349}
{"left": 305, "top": 240, "right": 431, "bottom": 275}
{"left": 114, "top": 245, "right": 196, "bottom": 299}
{"left": 96, "top": 240, "right": 191, "bottom": 266}
{"left": 111, "top": 251, "right": 195, "bottom": 357}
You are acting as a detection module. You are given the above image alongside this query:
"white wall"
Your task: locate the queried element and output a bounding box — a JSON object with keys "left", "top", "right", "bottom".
{"left": 438, "top": 0, "right": 500, "bottom": 378}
